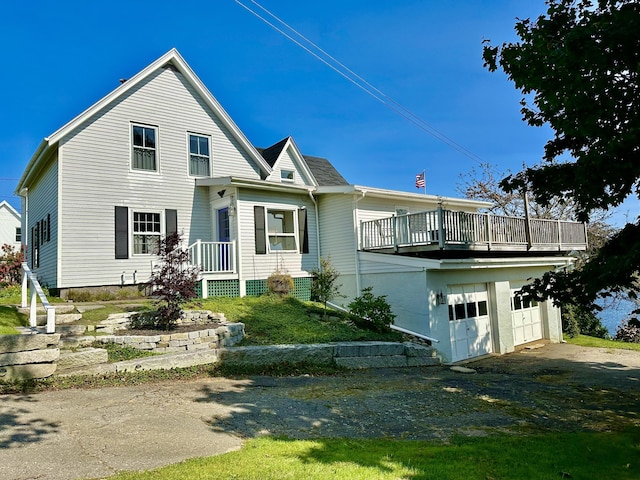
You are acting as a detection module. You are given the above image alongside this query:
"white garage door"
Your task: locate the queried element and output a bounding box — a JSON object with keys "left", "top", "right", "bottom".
{"left": 511, "top": 285, "right": 543, "bottom": 346}
{"left": 448, "top": 284, "right": 492, "bottom": 362}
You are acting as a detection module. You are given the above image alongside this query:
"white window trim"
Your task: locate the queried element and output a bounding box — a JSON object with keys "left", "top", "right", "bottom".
{"left": 131, "top": 210, "right": 164, "bottom": 256}
{"left": 187, "top": 132, "right": 212, "bottom": 178}
{"left": 266, "top": 207, "right": 299, "bottom": 253}
{"left": 280, "top": 169, "right": 295, "bottom": 183}
{"left": 130, "top": 123, "right": 160, "bottom": 174}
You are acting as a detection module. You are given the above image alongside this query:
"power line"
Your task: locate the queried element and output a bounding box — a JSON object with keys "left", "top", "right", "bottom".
{"left": 235, "top": 0, "right": 484, "bottom": 164}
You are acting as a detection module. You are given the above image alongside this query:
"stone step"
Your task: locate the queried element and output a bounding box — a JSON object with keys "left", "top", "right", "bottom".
{"left": 57, "top": 348, "right": 108, "bottom": 372}
{"left": 18, "top": 304, "right": 76, "bottom": 315}
{"left": 35, "top": 313, "right": 83, "bottom": 325}
{"left": 56, "top": 324, "right": 87, "bottom": 336}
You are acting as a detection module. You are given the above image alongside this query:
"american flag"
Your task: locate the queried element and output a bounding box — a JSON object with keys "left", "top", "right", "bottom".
{"left": 415, "top": 171, "right": 425, "bottom": 189}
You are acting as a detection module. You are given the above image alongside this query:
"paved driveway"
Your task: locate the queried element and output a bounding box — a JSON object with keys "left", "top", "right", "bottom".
{"left": 1, "top": 343, "right": 639, "bottom": 480}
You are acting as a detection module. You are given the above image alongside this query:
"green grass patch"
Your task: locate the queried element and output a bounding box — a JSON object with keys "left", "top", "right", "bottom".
{"left": 196, "top": 295, "right": 403, "bottom": 345}
{"left": 99, "top": 429, "right": 640, "bottom": 480}
{"left": 91, "top": 342, "right": 159, "bottom": 363}
{"left": 0, "top": 305, "right": 27, "bottom": 334}
{"left": 565, "top": 334, "right": 640, "bottom": 351}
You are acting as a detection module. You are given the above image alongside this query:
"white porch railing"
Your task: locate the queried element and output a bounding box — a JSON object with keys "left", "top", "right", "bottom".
{"left": 361, "top": 208, "right": 588, "bottom": 252}
{"left": 187, "top": 240, "right": 236, "bottom": 273}
{"left": 21, "top": 263, "right": 56, "bottom": 333}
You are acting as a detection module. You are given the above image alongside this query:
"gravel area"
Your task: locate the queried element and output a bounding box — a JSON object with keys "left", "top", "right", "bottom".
{"left": 1, "top": 342, "right": 639, "bottom": 480}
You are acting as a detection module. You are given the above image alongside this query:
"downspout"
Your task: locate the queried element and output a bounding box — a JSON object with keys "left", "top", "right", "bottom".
{"left": 308, "top": 190, "right": 320, "bottom": 267}
{"left": 353, "top": 190, "right": 367, "bottom": 295}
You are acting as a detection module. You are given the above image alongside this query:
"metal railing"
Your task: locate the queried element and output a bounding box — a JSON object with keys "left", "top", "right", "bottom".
{"left": 21, "top": 263, "right": 56, "bottom": 333}
{"left": 361, "top": 208, "right": 587, "bottom": 251}
{"left": 187, "top": 240, "right": 236, "bottom": 273}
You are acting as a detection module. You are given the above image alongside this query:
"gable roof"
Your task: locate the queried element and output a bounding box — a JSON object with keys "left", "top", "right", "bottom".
{"left": 16, "top": 49, "right": 272, "bottom": 193}
{"left": 0, "top": 201, "right": 20, "bottom": 220}
{"left": 303, "top": 155, "right": 349, "bottom": 186}
{"left": 257, "top": 137, "right": 349, "bottom": 187}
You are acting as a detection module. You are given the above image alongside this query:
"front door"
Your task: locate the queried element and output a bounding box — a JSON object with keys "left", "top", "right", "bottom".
{"left": 218, "top": 208, "right": 230, "bottom": 242}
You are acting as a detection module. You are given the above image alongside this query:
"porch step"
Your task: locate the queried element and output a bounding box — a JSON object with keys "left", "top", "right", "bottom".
{"left": 18, "top": 304, "right": 76, "bottom": 315}
{"left": 56, "top": 324, "right": 87, "bottom": 337}
{"left": 35, "top": 313, "right": 83, "bottom": 325}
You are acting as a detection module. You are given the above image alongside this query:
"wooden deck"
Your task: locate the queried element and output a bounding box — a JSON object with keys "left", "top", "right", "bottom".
{"left": 360, "top": 209, "right": 587, "bottom": 256}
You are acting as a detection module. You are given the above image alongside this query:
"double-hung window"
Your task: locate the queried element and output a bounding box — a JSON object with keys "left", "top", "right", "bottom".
{"left": 133, "top": 212, "right": 161, "bottom": 255}
{"left": 267, "top": 209, "right": 297, "bottom": 251}
{"left": 189, "top": 134, "right": 211, "bottom": 176}
{"left": 132, "top": 124, "right": 157, "bottom": 171}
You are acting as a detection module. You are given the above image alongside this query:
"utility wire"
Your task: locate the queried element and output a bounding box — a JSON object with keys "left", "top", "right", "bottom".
{"left": 235, "top": 0, "right": 484, "bottom": 164}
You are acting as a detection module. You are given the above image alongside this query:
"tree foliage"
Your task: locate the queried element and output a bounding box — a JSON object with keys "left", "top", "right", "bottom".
{"left": 483, "top": 0, "right": 640, "bottom": 311}
{"left": 0, "top": 244, "right": 24, "bottom": 285}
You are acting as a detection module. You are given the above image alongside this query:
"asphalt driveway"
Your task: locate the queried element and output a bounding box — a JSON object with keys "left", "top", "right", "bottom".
{"left": 1, "top": 342, "right": 639, "bottom": 480}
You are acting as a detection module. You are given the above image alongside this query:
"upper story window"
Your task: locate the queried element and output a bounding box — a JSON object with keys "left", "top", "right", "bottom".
{"left": 133, "top": 211, "right": 161, "bottom": 255}
{"left": 267, "top": 209, "right": 297, "bottom": 251}
{"left": 280, "top": 170, "right": 294, "bottom": 182}
{"left": 132, "top": 124, "right": 157, "bottom": 171}
{"left": 189, "top": 134, "right": 211, "bottom": 176}
{"left": 15, "top": 227, "right": 21, "bottom": 242}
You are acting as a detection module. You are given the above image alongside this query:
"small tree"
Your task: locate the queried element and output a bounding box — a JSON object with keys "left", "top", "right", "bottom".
{"left": 310, "top": 256, "right": 343, "bottom": 318}
{"left": 0, "top": 244, "right": 24, "bottom": 285}
{"left": 348, "top": 286, "right": 396, "bottom": 332}
{"left": 146, "top": 232, "right": 200, "bottom": 330}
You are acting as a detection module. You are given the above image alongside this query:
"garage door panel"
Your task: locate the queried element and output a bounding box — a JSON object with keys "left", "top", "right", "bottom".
{"left": 511, "top": 285, "right": 542, "bottom": 346}
{"left": 448, "top": 285, "right": 492, "bottom": 362}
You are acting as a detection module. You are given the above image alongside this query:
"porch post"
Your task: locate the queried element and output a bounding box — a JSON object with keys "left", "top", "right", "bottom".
{"left": 30, "top": 286, "right": 37, "bottom": 328}
{"left": 486, "top": 212, "right": 492, "bottom": 250}
{"left": 392, "top": 216, "right": 398, "bottom": 252}
{"left": 437, "top": 206, "right": 445, "bottom": 249}
{"left": 523, "top": 190, "right": 532, "bottom": 250}
{"left": 21, "top": 264, "right": 28, "bottom": 308}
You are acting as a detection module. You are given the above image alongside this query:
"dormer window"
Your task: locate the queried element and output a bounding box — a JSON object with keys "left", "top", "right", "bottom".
{"left": 281, "top": 170, "right": 294, "bottom": 182}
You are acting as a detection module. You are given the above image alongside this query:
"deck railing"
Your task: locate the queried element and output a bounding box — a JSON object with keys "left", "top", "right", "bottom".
{"left": 188, "top": 240, "right": 236, "bottom": 273}
{"left": 361, "top": 208, "right": 587, "bottom": 252}
{"left": 21, "top": 263, "right": 56, "bottom": 333}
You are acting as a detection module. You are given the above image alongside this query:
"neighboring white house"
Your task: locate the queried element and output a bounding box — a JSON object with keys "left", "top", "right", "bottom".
{"left": 0, "top": 200, "right": 21, "bottom": 251}
{"left": 16, "top": 49, "right": 588, "bottom": 362}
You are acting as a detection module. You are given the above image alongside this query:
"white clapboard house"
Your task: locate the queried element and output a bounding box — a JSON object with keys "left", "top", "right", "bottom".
{"left": 16, "top": 49, "right": 587, "bottom": 362}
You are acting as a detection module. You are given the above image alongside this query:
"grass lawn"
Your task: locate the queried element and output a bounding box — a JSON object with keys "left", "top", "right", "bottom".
{"left": 565, "top": 334, "right": 640, "bottom": 351}
{"left": 102, "top": 429, "right": 640, "bottom": 480}
{"left": 195, "top": 295, "right": 403, "bottom": 345}
{"left": 0, "top": 305, "right": 27, "bottom": 335}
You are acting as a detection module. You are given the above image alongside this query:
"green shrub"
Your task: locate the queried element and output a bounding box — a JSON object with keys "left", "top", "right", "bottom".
{"left": 310, "top": 256, "right": 343, "bottom": 318}
{"left": 348, "top": 286, "right": 396, "bottom": 332}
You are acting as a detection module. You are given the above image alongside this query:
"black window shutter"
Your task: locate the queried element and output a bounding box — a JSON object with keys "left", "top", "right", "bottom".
{"left": 298, "top": 208, "right": 309, "bottom": 254}
{"left": 47, "top": 213, "right": 51, "bottom": 242}
{"left": 254, "top": 206, "right": 266, "bottom": 254}
{"left": 166, "top": 209, "right": 178, "bottom": 236}
{"left": 115, "top": 206, "right": 129, "bottom": 259}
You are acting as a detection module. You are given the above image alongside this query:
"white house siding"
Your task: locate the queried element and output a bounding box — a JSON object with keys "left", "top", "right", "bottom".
{"left": 236, "top": 189, "right": 318, "bottom": 281}
{"left": 0, "top": 202, "right": 21, "bottom": 251}
{"left": 25, "top": 156, "right": 58, "bottom": 288}
{"left": 316, "top": 194, "right": 357, "bottom": 274}
{"left": 265, "top": 146, "right": 312, "bottom": 186}
{"left": 56, "top": 67, "right": 259, "bottom": 288}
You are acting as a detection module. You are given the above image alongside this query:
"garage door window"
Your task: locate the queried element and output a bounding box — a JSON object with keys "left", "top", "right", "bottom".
{"left": 449, "top": 298, "right": 488, "bottom": 321}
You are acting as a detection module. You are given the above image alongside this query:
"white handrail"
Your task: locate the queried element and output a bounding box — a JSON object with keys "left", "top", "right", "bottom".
{"left": 21, "top": 263, "right": 56, "bottom": 333}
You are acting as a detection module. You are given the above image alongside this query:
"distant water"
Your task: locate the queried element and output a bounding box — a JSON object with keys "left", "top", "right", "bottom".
{"left": 596, "top": 298, "right": 637, "bottom": 336}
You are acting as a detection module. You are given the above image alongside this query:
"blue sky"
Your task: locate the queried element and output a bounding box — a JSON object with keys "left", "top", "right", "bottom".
{"left": 1, "top": 0, "right": 636, "bottom": 224}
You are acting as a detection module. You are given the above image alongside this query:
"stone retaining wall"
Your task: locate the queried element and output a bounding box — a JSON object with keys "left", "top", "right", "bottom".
{"left": 94, "top": 323, "right": 245, "bottom": 353}
{"left": 0, "top": 334, "right": 60, "bottom": 380}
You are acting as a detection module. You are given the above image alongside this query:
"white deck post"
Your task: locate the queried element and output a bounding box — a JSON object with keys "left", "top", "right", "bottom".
{"left": 46, "top": 307, "right": 55, "bottom": 334}
{"left": 30, "top": 287, "right": 37, "bottom": 328}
